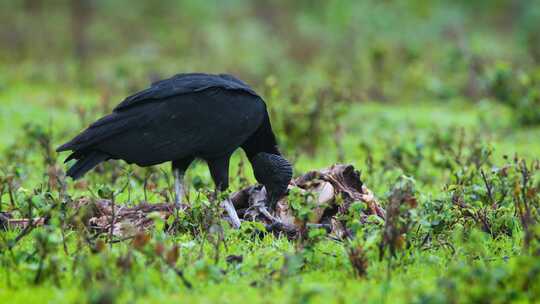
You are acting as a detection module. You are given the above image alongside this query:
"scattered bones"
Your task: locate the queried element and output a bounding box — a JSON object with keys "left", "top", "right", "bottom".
{"left": 2, "top": 164, "right": 384, "bottom": 240}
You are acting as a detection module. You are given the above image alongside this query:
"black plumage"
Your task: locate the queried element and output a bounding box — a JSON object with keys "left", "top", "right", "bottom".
{"left": 57, "top": 73, "right": 292, "bottom": 209}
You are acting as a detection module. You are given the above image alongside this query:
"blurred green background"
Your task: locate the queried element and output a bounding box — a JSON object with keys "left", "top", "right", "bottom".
{"left": 0, "top": 0, "right": 539, "bottom": 191}
{"left": 2, "top": 0, "right": 540, "bottom": 87}
{"left": 2, "top": 0, "right": 540, "bottom": 92}
{"left": 1, "top": 0, "right": 540, "bottom": 175}
{"left": 1, "top": 0, "right": 540, "bottom": 151}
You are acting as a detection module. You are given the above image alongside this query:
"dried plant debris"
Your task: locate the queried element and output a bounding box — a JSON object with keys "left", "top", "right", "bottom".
{"left": 2, "top": 164, "right": 384, "bottom": 240}
{"left": 1, "top": 212, "right": 46, "bottom": 230}
{"left": 234, "top": 164, "right": 385, "bottom": 238}
{"left": 379, "top": 176, "right": 417, "bottom": 259}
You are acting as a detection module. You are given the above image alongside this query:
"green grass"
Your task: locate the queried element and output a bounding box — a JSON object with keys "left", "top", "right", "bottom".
{"left": 0, "top": 228, "right": 528, "bottom": 303}
{"left": 2, "top": 1, "right": 540, "bottom": 302}
{"left": 1, "top": 82, "right": 540, "bottom": 303}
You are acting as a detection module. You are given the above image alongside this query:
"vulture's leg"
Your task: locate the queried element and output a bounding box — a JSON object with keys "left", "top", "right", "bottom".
{"left": 208, "top": 156, "right": 241, "bottom": 229}
{"left": 173, "top": 168, "right": 184, "bottom": 207}
{"left": 172, "top": 157, "right": 194, "bottom": 208}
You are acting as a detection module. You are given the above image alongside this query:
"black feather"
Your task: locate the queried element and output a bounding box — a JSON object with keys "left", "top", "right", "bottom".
{"left": 56, "top": 73, "right": 291, "bottom": 205}
{"left": 66, "top": 151, "right": 109, "bottom": 180}
{"left": 114, "top": 73, "right": 259, "bottom": 112}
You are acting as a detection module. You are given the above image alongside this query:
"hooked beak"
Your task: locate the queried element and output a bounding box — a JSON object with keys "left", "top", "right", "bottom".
{"left": 249, "top": 152, "right": 293, "bottom": 210}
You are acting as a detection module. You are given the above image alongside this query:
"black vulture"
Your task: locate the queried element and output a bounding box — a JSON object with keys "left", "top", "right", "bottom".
{"left": 57, "top": 73, "right": 292, "bottom": 223}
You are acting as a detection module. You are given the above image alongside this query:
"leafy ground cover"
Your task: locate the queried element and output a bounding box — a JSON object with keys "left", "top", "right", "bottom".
{"left": 1, "top": 1, "right": 540, "bottom": 303}
{"left": 1, "top": 86, "right": 539, "bottom": 302}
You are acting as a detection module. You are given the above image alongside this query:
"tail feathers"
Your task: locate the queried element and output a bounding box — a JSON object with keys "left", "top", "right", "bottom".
{"left": 66, "top": 151, "right": 109, "bottom": 180}
{"left": 64, "top": 151, "right": 82, "bottom": 163}
{"left": 56, "top": 111, "right": 143, "bottom": 153}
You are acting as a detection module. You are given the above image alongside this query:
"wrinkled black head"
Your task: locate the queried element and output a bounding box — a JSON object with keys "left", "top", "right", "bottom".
{"left": 250, "top": 152, "right": 293, "bottom": 209}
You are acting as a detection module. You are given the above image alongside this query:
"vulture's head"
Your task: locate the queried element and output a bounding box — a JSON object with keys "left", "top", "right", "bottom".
{"left": 250, "top": 152, "right": 293, "bottom": 209}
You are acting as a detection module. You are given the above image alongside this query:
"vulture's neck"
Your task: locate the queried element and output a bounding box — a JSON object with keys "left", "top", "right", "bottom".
{"left": 242, "top": 112, "right": 281, "bottom": 159}
{"left": 242, "top": 111, "right": 292, "bottom": 208}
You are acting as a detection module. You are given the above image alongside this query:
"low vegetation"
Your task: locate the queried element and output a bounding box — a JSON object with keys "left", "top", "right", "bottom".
{"left": 1, "top": 1, "right": 540, "bottom": 303}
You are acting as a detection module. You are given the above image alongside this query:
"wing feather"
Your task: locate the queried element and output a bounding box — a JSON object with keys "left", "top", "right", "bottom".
{"left": 114, "top": 73, "right": 259, "bottom": 112}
